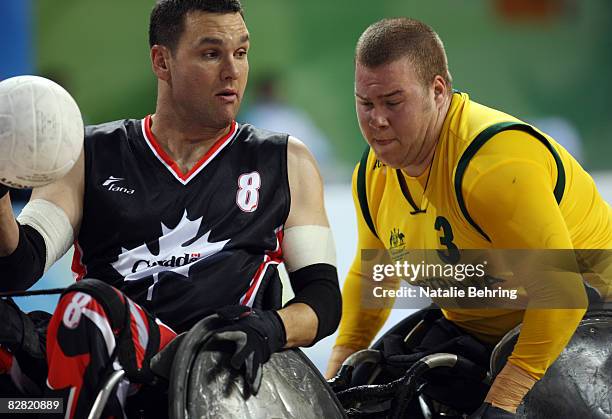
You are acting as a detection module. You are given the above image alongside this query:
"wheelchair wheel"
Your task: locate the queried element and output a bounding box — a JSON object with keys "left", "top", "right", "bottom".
{"left": 490, "top": 310, "right": 612, "bottom": 418}
{"left": 168, "top": 315, "right": 346, "bottom": 419}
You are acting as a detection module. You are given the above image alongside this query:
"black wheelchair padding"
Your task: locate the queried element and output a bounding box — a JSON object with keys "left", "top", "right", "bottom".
{"left": 349, "top": 307, "right": 491, "bottom": 415}
{"left": 62, "top": 278, "right": 160, "bottom": 384}
{"left": 346, "top": 308, "right": 612, "bottom": 419}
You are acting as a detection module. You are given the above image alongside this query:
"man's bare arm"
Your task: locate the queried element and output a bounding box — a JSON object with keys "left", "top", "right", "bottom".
{"left": 0, "top": 149, "right": 84, "bottom": 288}
{"left": 277, "top": 136, "right": 340, "bottom": 348}
{"left": 29, "top": 148, "right": 85, "bottom": 235}
{"left": 0, "top": 193, "right": 19, "bottom": 256}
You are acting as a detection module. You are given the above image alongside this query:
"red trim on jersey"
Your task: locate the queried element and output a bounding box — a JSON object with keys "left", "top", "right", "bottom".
{"left": 240, "top": 228, "right": 284, "bottom": 306}
{"left": 47, "top": 293, "right": 93, "bottom": 419}
{"left": 269, "top": 228, "right": 284, "bottom": 262}
{"left": 128, "top": 301, "right": 149, "bottom": 369}
{"left": 143, "top": 115, "right": 237, "bottom": 182}
{"left": 71, "top": 241, "right": 86, "bottom": 281}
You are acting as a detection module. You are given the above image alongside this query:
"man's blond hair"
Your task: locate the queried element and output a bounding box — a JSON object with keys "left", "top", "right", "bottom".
{"left": 356, "top": 18, "right": 452, "bottom": 88}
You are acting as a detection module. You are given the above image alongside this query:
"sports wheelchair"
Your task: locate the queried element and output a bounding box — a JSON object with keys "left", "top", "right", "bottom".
{"left": 328, "top": 307, "right": 612, "bottom": 419}
{"left": 88, "top": 306, "right": 611, "bottom": 419}
{"left": 88, "top": 313, "right": 345, "bottom": 419}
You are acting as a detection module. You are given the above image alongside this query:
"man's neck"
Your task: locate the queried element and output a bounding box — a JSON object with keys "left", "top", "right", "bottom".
{"left": 149, "top": 111, "right": 232, "bottom": 174}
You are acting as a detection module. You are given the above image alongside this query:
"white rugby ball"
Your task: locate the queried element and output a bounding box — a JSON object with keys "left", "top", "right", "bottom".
{"left": 0, "top": 75, "right": 84, "bottom": 189}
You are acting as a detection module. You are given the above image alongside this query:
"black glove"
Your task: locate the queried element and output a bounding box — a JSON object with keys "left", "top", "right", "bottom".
{"left": 0, "top": 298, "right": 45, "bottom": 359}
{"left": 468, "top": 403, "right": 516, "bottom": 418}
{"left": 0, "top": 184, "right": 8, "bottom": 199}
{"left": 208, "top": 305, "right": 287, "bottom": 394}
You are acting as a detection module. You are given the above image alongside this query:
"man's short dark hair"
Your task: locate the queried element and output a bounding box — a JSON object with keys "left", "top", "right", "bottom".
{"left": 149, "top": 0, "right": 244, "bottom": 50}
{"left": 356, "top": 18, "right": 452, "bottom": 88}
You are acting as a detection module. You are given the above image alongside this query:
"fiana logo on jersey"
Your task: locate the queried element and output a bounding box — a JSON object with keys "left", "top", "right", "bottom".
{"left": 102, "top": 175, "right": 135, "bottom": 195}
{"left": 111, "top": 210, "right": 230, "bottom": 300}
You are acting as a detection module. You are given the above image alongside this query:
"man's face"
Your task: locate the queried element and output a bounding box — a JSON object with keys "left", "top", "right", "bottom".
{"left": 355, "top": 57, "right": 438, "bottom": 169}
{"left": 167, "top": 11, "right": 249, "bottom": 129}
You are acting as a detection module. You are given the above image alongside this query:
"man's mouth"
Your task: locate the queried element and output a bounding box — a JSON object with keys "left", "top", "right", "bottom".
{"left": 216, "top": 89, "right": 238, "bottom": 99}
{"left": 374, "top": 138, "right": 396, "bottom": 146}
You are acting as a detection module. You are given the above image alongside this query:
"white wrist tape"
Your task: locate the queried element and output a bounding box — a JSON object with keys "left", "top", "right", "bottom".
{"left": 282, "top": 225, "right": 336, "bottom": 272}
{"left": 17, "top": 199, "right": 74, "bottom": 273}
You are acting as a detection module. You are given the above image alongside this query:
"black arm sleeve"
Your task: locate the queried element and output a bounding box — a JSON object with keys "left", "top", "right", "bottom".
{"left": 284, "top": 263, "right": 342, "bottom": 346}
{"left": 0, "top": 223, "right": 46, "bottom": 291}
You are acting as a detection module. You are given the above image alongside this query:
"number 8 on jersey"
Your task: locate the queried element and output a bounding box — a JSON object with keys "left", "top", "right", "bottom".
{"left": 236, "top": 172, "right": 261, "bottom": 212}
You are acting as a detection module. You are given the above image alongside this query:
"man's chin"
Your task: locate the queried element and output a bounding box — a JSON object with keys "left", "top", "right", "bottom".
{"left": 208, "top": 112, "right": 237, "bottom": 130}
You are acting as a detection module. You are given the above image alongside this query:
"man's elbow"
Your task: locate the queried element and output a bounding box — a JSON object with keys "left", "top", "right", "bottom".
{"left": 286, "top": 263, "right": 342, "bottom": 345}
{"left": 0, "top": 224, "right": 47, "bottom": 291}
{"left": 314, "top": 279, "right": 342, "bottom": 342}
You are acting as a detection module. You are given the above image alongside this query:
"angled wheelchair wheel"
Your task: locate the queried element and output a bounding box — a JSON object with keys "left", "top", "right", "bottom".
{"left": 490, "top": 310, "right": 612, "bottom": 419}
{"left": 185, "top": 349, "right": 345, "bottom": 419}
{"left": 168, "top": 315, "right": 345, "bottom": 419}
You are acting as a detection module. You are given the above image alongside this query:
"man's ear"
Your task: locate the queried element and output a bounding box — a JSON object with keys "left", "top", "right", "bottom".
{"left": 432, "top": 75, "right": 448, "bottom": 106}
{"left": 151, "top": 45, "right": 172, "bottom": 82}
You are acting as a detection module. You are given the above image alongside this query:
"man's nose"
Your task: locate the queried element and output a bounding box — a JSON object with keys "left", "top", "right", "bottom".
{"left": 369, "top": 108, "right": 389, "bottom": 130}
{"left": 221, "top": 57, "right": 240, "bottom": 80}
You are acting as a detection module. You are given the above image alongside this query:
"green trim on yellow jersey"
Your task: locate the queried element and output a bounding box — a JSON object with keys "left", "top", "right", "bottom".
{"left": 357, "top": 145, "right": 378, "bottom": 239}
{"left": 454, "top": 121, "right": 566, "bottom": 242}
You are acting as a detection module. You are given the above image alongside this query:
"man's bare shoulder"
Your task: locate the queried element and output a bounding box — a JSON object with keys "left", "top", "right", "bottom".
{"left": 287, "top": 136, "right": 319, "bottom": 171}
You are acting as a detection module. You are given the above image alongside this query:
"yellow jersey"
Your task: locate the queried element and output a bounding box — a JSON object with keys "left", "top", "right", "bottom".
{"left": 337, "top": 91, "right": 612, "bottom": 378}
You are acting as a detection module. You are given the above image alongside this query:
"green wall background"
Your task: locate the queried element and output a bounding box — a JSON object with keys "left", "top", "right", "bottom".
{"left": 35, "top": 1, "right": 612, "bottom": 171}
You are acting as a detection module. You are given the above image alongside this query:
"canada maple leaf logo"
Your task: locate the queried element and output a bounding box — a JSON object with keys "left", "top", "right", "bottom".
{"left": 111, "top": 210, "right": 230, "bottom": 300}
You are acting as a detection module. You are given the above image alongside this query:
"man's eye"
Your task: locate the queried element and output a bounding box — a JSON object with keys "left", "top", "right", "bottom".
{"left": 360, "top": 102, "right": 373, "bottom": 108}
{"left": 236, "top": 50, "right": 248, "bottom": 58}
{"left": 387, "top": 101, "right": 401, "bottom": 107}
{"left": 203, "top": 51, "right": 218, "bottom": 58}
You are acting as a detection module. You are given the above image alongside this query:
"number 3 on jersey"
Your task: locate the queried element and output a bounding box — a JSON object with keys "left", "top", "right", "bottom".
{"left": 236, "top": 172, "right": 261, "bottom": 212}
{"left": 435, "top": 216, "right": 460, "bottom": 264}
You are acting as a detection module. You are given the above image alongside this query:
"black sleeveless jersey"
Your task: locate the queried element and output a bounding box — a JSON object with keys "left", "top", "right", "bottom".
{"left": 72, "top": 116, "right": 290, "bottom": 332}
